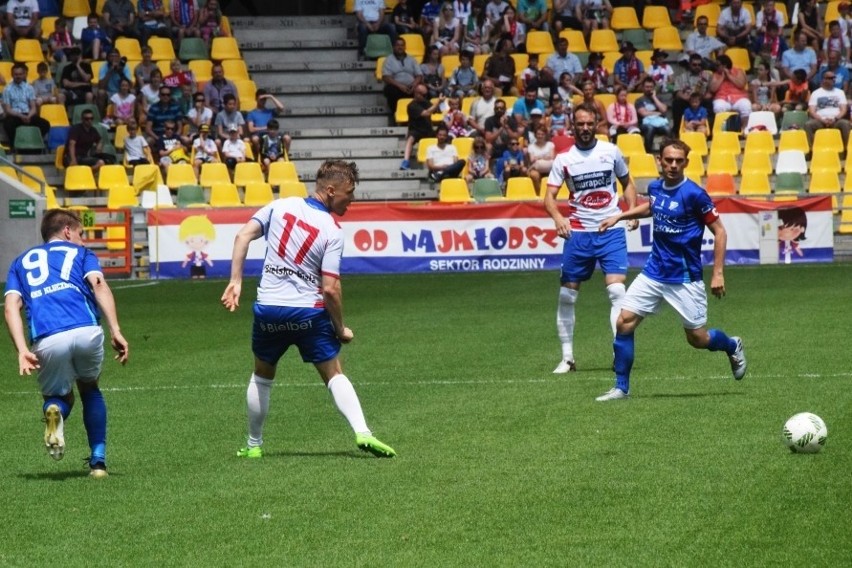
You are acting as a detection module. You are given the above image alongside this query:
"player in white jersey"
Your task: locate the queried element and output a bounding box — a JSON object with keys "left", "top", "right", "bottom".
{"left": 221, "top": 160, "right": 396, "bottom": 459}
{"left": 543, "top": 103, "right": 638, "bottom": 374}
{"left": 4, "top": 209, "right": 129, "bottom": 478}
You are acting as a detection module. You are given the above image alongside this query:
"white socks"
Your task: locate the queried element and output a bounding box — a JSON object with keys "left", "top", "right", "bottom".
{"left": 246, "top": 374, "right": 273, "bottom": 447}
{"left": 328, "top": 374, "right": 370, "bottom": 435}
{"left": 607, "top": 283, "right": 626, "bottom": 337}
{"left": 557, "top": 287, "right": 578, "bottom": 361}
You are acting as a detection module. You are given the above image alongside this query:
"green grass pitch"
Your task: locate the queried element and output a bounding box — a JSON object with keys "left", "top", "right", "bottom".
{"left": 1, "top": 264, "right": 850, "bottom": 566}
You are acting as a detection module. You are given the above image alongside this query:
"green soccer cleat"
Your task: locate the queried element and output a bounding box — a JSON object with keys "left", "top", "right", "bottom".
{"left": 237, "top": 446, "right": 263, "bottom": 459}
{"left": 355, "top": 434, "right": 396, "bottom": 458}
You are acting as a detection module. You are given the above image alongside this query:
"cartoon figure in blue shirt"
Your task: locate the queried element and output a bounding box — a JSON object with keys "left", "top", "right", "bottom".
{"left": 595, "top": 138, "right": 747, "bottom": 401}
{"left": 4, "top": 209, "right": 129, "bottom": 477}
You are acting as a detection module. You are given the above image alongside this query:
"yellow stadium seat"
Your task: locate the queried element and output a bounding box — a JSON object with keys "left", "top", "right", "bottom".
{"left": 89, "top": 60, "right": 105, "bottom": 85}
{"left": 113, "top": 124, "right": 128, "bottom": 151}
{"left": 243, "top": 182, "right": 275, "bottom": 206}
{"left": 611, "top": 7, "right": 640, "bottom": 30}
{"left": 812, "top": 129, "right": 844, "bottom": 154}
{"left": 222, "top": 59, "right": 249, "bottom": 80}
{"left": 442, "top": 54, "right": 460, "bottom": 79}
{"left": 694, "top": 4, "right": 721, "bottom": 27}
{"left": 652, "top": 27, "right": 683, "bottom": 51}
{"left": 778, "top": 130, "right": 809, "bottom": 154}
{"left": 596, "top": 93, "right": 616, "bottom": 109}
{"left": 635, "top": 50, "right": 653, "bottom": 70}
{"left": 395, "top": 98, "right": 412, "bottom": 124}
{"left": 809, "top": 171, "right": 841, "bottom": 195}
{"left": 616, "top": 133, "right": 646, "bottom": 158}
{"left": 452, "top": 137, "right": 474, "bottom": 159}
{"left": 107, "top": 184, "right": 139, "bottom": 208}
{"left": 399, "top": 34, "right": 425, "bottom": 59}
{"left": 189, "top": 59, "right": 213, "bottom": 83}
{"left": 279, "top": 180, "right": 308, "bottom": 198}
{"left": 374, "top": 56, "right": 385, "bottom": 81}
{"left": 209, "top": 183, "right": 242, "bottom": 207}
{"left": 155, "top": 59, "right": 172, "bottom": 78}
{"left": 713, "top": 132, "right": 742, "bottom": 155}
{"left": 14, "top": 39, "right": 44, "bottom": 63}
{"left": 744, "top": 130, "right": 776, "bottom": 155}
{"left": 132, "top": 164, "right": 164, "bottom": 188}
{"left": 642, "top": 6, "right": 672, "bottom": 29}
{"left": 200, "top": 162, "right": 230, "bottom": 187}
{"left": 416, "top": 137, "right": 438, "bottom": 163}
{"left": 740, "top": 152, "right": 773, "bottom": 175}
{"left": 809, "top": 150, "right": 842, "bottom": 173}
{"left": 97, "top": 164, "right": 130, "bottom": 190}
{"left": 438, "top": 178, "right": 471, "bottom": 203}
{"left": 267, "top": 161, "right": 298, "bottom": 186}
{"left": 726, "top": 48, "right": 751, "bottom": 71}
{"left": 147, "top": 37, "right": 176, "bottom": 61}
{"left": 684, "top": 152, "right": 705, "bottom": 178}
{"left": 41, "top": 16, "right": 57, "bottom": 40}
{"left": 510, "top": 53, "right": 529, "bottom": 73}
{"left": 233, "top": 162, "right": 265, "bottom": 187}
{"left": 706, "top": 152, "right": 739, "bottom": 175}
{"left": 601, "top": 51, "right": 620, "bottom": 74}
{"left": 473, "top": 53, "right": 488, "bottom": 77}
{"left": 40, "top": 104, "right": 70, "bottom": 126}
{"left": 505, "top": 177, "right": 538, "bottom": 201}
{"left": 20, "top": 166, "right": 55, "bottom": 194}
{"left": 166, "top": 163, "right": 198, "bottom": 189}
{"left": 526, "top": 31, "right": 555, "bottom": 54}
{"left": 64, "top": 165, "right": 97, "bottom": 191}
{"left": 62, "top": 0, "right": 90, "bottom": 17}
{"left": 712, "top": 111, "right": 738, "bottom": 137}
{"left": 114, "top": 37, "right": 143, "bottom": 60}
{"left": 706, "top": 174, "right": 737, "bottom": 197}
{"left": 825, "top": 1, "right": 841, "bottom": 23}
{"left": 839, "top": 195, "right": 852, "bottom": 234}
{"left": 680, "top": 131, "right": 709, "bottom": 156}
{"left": 234, "top": 80, "right": 257, "bottom": 111}
{"left": 629, "top": 153, "right": 659, "bottom": 178}
{"left": 105, "top": 226, "right": 127, "bottom": 251}
{"left": 558, "top": 30, "right": 587, "bottom": 52}
{"left": 738, "top": 172, "right": 771, "bottom": 196}
{"left": 589, "top": 30, "right": 619, "bottom": 53}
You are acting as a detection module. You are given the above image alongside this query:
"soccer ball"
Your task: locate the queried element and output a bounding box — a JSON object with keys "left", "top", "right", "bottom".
{"left": 782, "top": 413, "right": 828, "bottom": 454}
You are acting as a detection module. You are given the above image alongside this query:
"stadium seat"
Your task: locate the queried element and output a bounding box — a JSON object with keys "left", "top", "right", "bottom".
{"left": 622, "top": 29, "right": 651, "bottom": 51}
{"left": 652, "top": 27, "right": 683, "bottom": 51}
{"left": 41, "top": 16, "right": 57, "bottom": 40}
{"left": 188, "top": 59, "right": 213, "bottom": 83}
{"left": 279, "top": 180, "right": 308, "bottom": 198}
{"left": 812, "top": 129, "right": 845, "bottom": 155}
{"left": 712, "top": 111, "right": 738, "bottom": 137}
{"left": 105, "top": 226, "right": 127, "bottom": 251}
{"left": 133, "top": 164, "right": 165, "bottom": 188}
{"left": 233, "top": 162, "right": 265, "bottom": 187}
{"left": 704, "top": 173, "right": 736, "bottom": 196}
{"left": 589, "top": 30, "right": 619, "bottom": 53}
{"left": 200, "top": 162, "right": 230, "bottom": 187}
{"left": 680, "top": 131, "right": 708, "bottom": 156}
{"left": 54, "top": 145, "right": 65, "bottom": 171}
{"left": 780, "top": 110, "right": 807, "bottom": 131}
{"left": 148, "top": 37, "right": 176, "bottom": 61}
{"left": 452, "top": 137, "right": 474, "bottom": 159}
{"left": 706, "top": 152, "right": 738, "bottom": 175}
{"left": 40, "top": 103, "right": 70, "bottom": 127}
{"left": 642, "top": 6, "right": 672, "bottom": 29}
{"left": 71, "top": 16, "right": 87, "bottom": 41}
{"left": 807, "top": 171, "right": 841, "bottom": 196}
{"left": 113, "top": 124, "right": 128, "bottom": 151}
{"left": 234, "top": 80, "right": 258, "bottom": 110}
{"left": 601, "top": 51, "right": 621, "bottom": 74}
{"left": 45, "top": 186, "right": 60, "bottom": 209}
{"left": 244, "top": 182, "right": 275, "bottom": 206}
{"left": 438, "top": 178, "right": 471, "bottom": 203}
{"left": 505, "top": 177, "right": 538, "bottom": 201}
{"left": 399, "top": 34, "right": 425, "bottom": 59}
{"left": 166, "top": 163, "right": 198, "bottom": 189}
{"left": 114, "top": 37, "right": 143, "bottom": 60}
{"left": 809, "top": 150, "right": 842, "bottom": 173}
{"left": 416, "top": 137, "right": 438, "bottom": 163}
{"left": 267, "top": 161, "right": 298, "bottom": 186}
{"left": 628, "top": 153, "right": 659, "bottom": 178}
{"left": 744, "top": 111, "right": 778, "bottom": 135}
{"left": 222, "top": 60, "right": 250, "bottom": 82}
{"left": 176, "top": 184, "right": 207, "bottom": 207}
{"left": 738, "top": 173, "right": 772, "bottom": 196}
{"left": 525, "top": 31, "right": 555, "bottom": 54}
{"left": 63, "top": 0, "right": 90, "bottom": 17}
{"left": 97, "top": 164, "right": 130, "bottom": 190}
{"left": 839, "top": 195, "right": 852, "bottom": 234}
{"left": 472, "top": 178, "right": 502, "bottom": 202}
{"left": 106, "top": 184, "right": 139, "bottom": 208}
{"left": 740, "top": 152, "right": 773, "bottom": 175}
{"left": 364, "top": 34, "right": 393, "bottom": 59}
{"left": 510, "top": 53, "right": 529, "bottom": 72}
{"left": 610, "top": 7, "right": 640, "bottom": 30}
{"left": 774, "top": 172, "right": 805, "bottom": 195}
{"left": 209, "top": 183, "right": 242, "bottom": 207}
{"left": 684, "top": 152, "right": 705, "bottom": 178}
{"left": 441, "top": 54, "right": 460, "bottom": 79}
{"left": 20, "top": 166, "right": 54, "bottom": 194}
{"left": 394, "top": 98, "right": 412, "bottom": 124}
{"left": 616, "top": 133, "right": 645, "bottom": 158}
{"left": 140, "top": 184, "right": 176, "bottom": 209}
{"left": 179, "top": 37, "right": 208, "bottom": 62}
{"left": 726, "top": 48, "right": 751, "bottom": 71}
{"left": 14, "top": 39, "right": 44, "bottom": 63}
{"left": 774, "top": 150, "right": 808, "bottom": 174}
{"left": 694, "top": 4, "right": 721, "bottom": 27}
{"left": 635, "top": 50, "right": 653, "bottom": 70}
{"left": 743, "top": 131, "right": 776, "bottom": 156}
{"left": 558, "top": 30, "right": 587, "bottom": 52}
{"left": 64, "top": 165, "right": 97, "bottom": 191}
{"left": 711, "top": 131, "right": 741, "bottom": 156}
{"left": 14, "top": 126, "right": 45, "bottom": 153}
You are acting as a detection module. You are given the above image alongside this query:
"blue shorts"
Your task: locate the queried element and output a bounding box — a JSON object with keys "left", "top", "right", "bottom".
{"left": 560, "top": 228, "right": 628, "bottom": 283}
{"left": 252, "top": 304, "right": 340, "bottom": 365}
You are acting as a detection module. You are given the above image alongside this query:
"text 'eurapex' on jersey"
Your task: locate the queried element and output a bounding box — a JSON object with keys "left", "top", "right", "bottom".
{"left": 546, "top": 141, "right": 629, "bottom": 231}
{"left": 252, "top": 197, "right": 343, "bottom": 308}
{"left": 643, "top": 178, "right": 720, "bottom": 284}
{"left": 4, "top": 241, "right": 102, "bottom": 341}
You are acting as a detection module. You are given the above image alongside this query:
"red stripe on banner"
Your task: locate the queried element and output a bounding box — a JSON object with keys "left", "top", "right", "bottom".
{"left": 713, "top": 196, "right": 833, "bottom": 214}
{"left": 336, "top": 202, "right": 570, "bottom": 222}
{"left": 148, "top": 207, "right": 256, "bottom": 226}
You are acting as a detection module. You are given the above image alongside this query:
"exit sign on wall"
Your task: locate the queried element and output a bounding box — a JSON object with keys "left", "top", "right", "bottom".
{"left": 9, "top": 199, "right": 35, "bottom": 219}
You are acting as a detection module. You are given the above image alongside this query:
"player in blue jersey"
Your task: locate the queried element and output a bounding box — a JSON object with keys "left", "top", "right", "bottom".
{"left": 4, "top": 210, "right": 129, "bottom": 477}
{"left": 595, "top": 138, "right": 746, "bottom": 401}
{"left": 221, "top": 160, "right": 396, "bottom": 458}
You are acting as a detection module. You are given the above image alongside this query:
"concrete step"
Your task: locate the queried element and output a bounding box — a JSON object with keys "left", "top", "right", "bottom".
{"left": 245, "top": 60, "right": 373, "bottom": 73}
{"left": 351, "top": 179, "right": 435, "bottom": 201}
{"left": 277, "top": 114, "right": 389, "bottom": 130}
{"left": 289, "top": 147, "right": 403, "bottom": 160}
{"left": 298, "top": 160, "right": 422, "bottom": 181}
{"left": 229, "top": 15, "right": 351, "bottom": 30}
{"left": 285, "top": 126, "right": 407, "bottom": 138}
{"left": 275, "top": 94, "right": 386, "bottom": 109}
{"left": 254, "top": 80, "right": 381, "bottom": 95}
{"left": 239, "top": 38, "right": 357, "bottom": 50}
{"left": 279, "top": 104, "right": 386, "bottom": 116}
{"left": 242, "top": 48, "right": 358, "bottom": 65}
{"left": 292, "top": 136, "right": 401, "bottom": 152}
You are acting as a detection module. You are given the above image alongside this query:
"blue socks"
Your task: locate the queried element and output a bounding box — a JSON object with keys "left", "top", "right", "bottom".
{"left": 80, "top": 387, "right": 107, "bottom": 463}
{"left": 707, "top": 329, "right": 736, "bottom": 355}
{"left": 43, "top": 398, "right": 70, "bottom": 419}
{"left": 613, "top": 333, "right": 635, "bottom": 393}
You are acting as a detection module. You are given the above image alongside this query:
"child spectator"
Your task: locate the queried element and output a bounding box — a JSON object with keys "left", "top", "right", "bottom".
{"left": 192, "top": 124, "right": 219, "bottom": 178}
{"left": 123, "top": 119, "right": 154, "bottom": 166}
{"left": 80, "top": 13, "right": 111, "bottom": 61}
{"left": 134, "top": 46, "right": 157, "bottom": 91}
{"left": 823, "top": 20, "right": 850, "bottom": 64}
{"left": 33, "top": 62, "right": 62, "bottom": 108}
{"left": 138, "top": 68, "right": 163, "bottom": 121}
{"left": 163, "top": 59, "right": 197, "bottom": 111}
{"left": 648, "top": 50, "right": 674, "bottom": 95}
{"left": 106, "top": 78, "right": 136, "bottom": 128}
{"left": 49, "top": 17, "right": 75, "bottom": 62}
{"left": 465, "top": 136, "right": 493, "bottom": 185}
{"left": 580, "top": 53, "right": 608, "bottom": 93}
{"left": 221, "top": 125, "right": 248, "bottom": 170}
{"left": 682, "top": 92, "right": 709, "bottom": 135}
{"left": 546, "top": 97, "right": 570, "bottom": 136}
{"left": 154, "top": 120, "right": 189, "bottom": 178}
{"left": 443, "top": 97, "right": 472, "bottom": 138}
{"left": 186, "top": 93, "right": 213, "bottom": 137}
{"left": 496, "top": 138, "right": 527, "bottom": 184}
{"left": 199, "top": 0, "right": 228, "bottom": 48}
{"left": 520, "top": 53, "right": 540, "bottom": 91}
{"left": 449, "top": 51, "right": 479, "bottom": 98}
{"left": 259, "top": 119, "right": 288, "bottom": 172}
{"left": 782, "top": 69, "right": 810, "bottom": 113}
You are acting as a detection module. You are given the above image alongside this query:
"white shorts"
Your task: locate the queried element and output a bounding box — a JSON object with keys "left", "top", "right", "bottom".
{"left": 621, "top": 273, "right": 708, "bottom": 329}
{"left": 34, "top": 326, "right": 104, "bottom": 396}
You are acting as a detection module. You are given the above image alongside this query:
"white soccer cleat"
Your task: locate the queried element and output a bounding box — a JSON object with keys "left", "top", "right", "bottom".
{"left": 729, "top": 337, "right": 747, "bottom": 380}
{"left": 552, "top": 359, "right": 577, "bottom": 374}
{"left": 595, "top": 388, "right": 629, "bottom": 402}
{"left": 43, "top": 404, "right": 65, "bottom": 461}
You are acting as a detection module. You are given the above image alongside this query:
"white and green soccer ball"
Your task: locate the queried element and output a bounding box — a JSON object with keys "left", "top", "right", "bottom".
{"left": 782, "top": 413, "right": 828, "bottom": 454}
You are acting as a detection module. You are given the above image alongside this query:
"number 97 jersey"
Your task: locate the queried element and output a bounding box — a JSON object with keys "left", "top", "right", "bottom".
{"left": 251, "top": 197, "right": 343, "bottom": 309}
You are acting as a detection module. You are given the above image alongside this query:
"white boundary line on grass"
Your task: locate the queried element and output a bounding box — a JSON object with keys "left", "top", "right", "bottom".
{"left": 2, "top": 371, "right": 851, "bottom": 396}
{"left": 111, "top": 282, "right": 161, "bottom": 290}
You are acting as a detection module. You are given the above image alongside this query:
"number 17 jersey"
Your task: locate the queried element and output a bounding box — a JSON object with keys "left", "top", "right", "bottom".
{"left": 251, "top": 197, "right": 343, "bottom": 308}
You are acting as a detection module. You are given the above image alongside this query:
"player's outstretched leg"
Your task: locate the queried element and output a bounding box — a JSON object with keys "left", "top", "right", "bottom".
{"left": 554, "top": 287, "right": 578, "bottom": 373}
{"left": 597, "top": 333, "right": 634, "bottom": 401}
{"left": 706, "top": 329, "right": 747, "bottom": 380}
{"left": 42, "top": 399, "right": 69, "bottom": 461}
{"left": 238, "top": 374, "right": 272, "bottom": 458}
{"left": 79, "top": 384, "right": 108, "bottom": 478}
{"left": 328, "top": 374, "right": 396, "bottom": 458}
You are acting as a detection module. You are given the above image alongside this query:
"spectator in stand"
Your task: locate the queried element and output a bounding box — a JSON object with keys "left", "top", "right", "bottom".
{"left": 822, "top": 21, "right": 850, "bottom": 65}
{"left": 154, "top": 119, "right": 190, "bottom": 178}
{"left": 580, "top": 52, "right": 608, "bottom": 93}
{"left": 752, "top": 21, "right": 789, "bottom": 73}
{"left": 186, "top": 92, "right": 213, "bottom": 137}
{"left": 4, "top": 0, "right": 41, "bottom": 46}
{"left": 105, "top": 77, "right": 136, "bottom": 128}
{"left": 63, "top": 109, "right": 113, "bottom": 171}
{"left": 606, "top": 85, "right": 640, "bottom": 141}
{"left": 355, "top": 0, "right": 396, "bottom": 60}
{"left": 465, "top": 135, "right": 493, "bottom": 184}
{"left": 453, "top": 0, "right": 473, "bottom": 27}
{"left": 163, "top": 59, "right": 196, "bottom": 112}
{"left": 382, "top": 37, "right": 422, "bottom": 125}
{"left": 97, "top": 49, "right": 133, "bottom": 117}
{"left": 495, "top": 136, "right": 527, "bottom": 185}
{"left": 2, "top": 63, "right": 50, "bottom": 149}
{"left": 467, "top": 79, "right": 497, "bottom": 136}
{"left": 648, "top": 50, "right": 674, "bottom": 98}
{"left": 750, "top": 61, "right": 782, "bottom": 118}
{"left": 137, "top": 0, "right": 171, "bottom": 46}
{"left": 521, "top": 107, "right": 546, "bottom": 144}
{"left": 519, "top": 53, "right": 541, "bottom": 91}
{"left": 463, "top": 1, "right": 491, "bottom": 55}
{"left": 682, "top": 92, "right": 709, "bottom": 135}
{"left": 673, "top": 53, "right": 713, "bottom": 133}
{"left": 483, "top": 97, "right": 521, "bottom": 159}
{"left": 144, "top": 85, "right": 184, "bottom": 143}
{"left": 552, "top": 0, "right": 583, "bottom": 34}
{"left": 682, "top": 15, "right": 725, "bottom": 68}
{"left": 170, "top": 0, "right": 201, "bottom": 47}
{"left": 449, "top": 51, "right": 479, "bottom": 97}
{"left": 81, "top": 13, "right": 112, "bottom": 61}
{"left": 512, "top": 84, "right": 546, "bottom": 129}
{"left": 204, "top": 63, "right": 239, "bottom": 114}
{"left": 546, "top": 37, "right": 582, "bottom": 87}
{"left": 427, "top": 123, "right": 466, "bottom": 182}
{"left": 526, "top": 123, "right": 555, "bottom": 195}
{"left": 708, "top": 54, "right": 751, "bottom": 125}
{"left": 392, "top": 0, "right": 418, "bottom": 36}
{"left": 782, "top": 31, "right": 818, "bottom": 83}
{"left": 49, "top": 17, "right": 75, "bottom": 62}
{"left": 192, "top": 124, "right": 219, "bottom": 177}
{"left": 716, "top": 0, "right": 752, "bottom": 48}
{"left": 498, "top": 5, "right": 526, "bottom": 50}
{"left": 123, "top": 119, "right": 154, "bottom": 165}
{"left": 579, "top": 79, "right": 609, "bottom": 135}
{"left": 420, "top": 0, "right": 443, "bottom": 40}
{"left": 517, "top": 0, "right": 549, "bottom": 32}
{"left": 635, "top": 77, "right": 670, "bottom": 153}
{"left": 259, "top": 119, "right": 288, "bottom": 172}
{"left": 755, "top": 0, "right": 785, "bottom": 35}
{"left": 613, "top": 41, "right": 645, "bottom": 93}
{"left": 804, "top": 71, "right": 850, "bottom": 155}
{"left": 432, "top": 2, "right": 461, "bottom": 56}
{"left": 444, "top": 96, "right": 473, "bottom": 138}
{"left": 815, "top": 50, "right": 850, "bottom": 93}
{"left": 482, "top": 37, "right": 517, "bottom": 96}
{"left": 61, "top": 47, "right": 95, "bottom": 107}
{"left": 546, "top": 96, "right": 571, "bottom": 136}
{"left": 246, "top": 89, "right": 287, "bottom": 158}
{"left": 485, "top": 0, "right": 508, "bottom": 26}
{"left": 794, "top": 0, "right": 823, "bottom": 53}
{"left": 214, "top": 93, "right": 245, "bottom": 148}
{"left": 578, "top": 0, "right": 612, "bottom": 44}
{"left": 33, "top": 62, "right": 63, "bottom": 108}
{"left": 400, "top": 84, "right": 440, "bottom": 170}
{"left": 782, "top": 69, "right": 811, "bottom": 112}
{"left": 221, "top": 125, "right": 248, "bottom": 171}
{"left": 102, "top": 0, "right": 138, "bottom": 42}
{"left": 138, "top": 68, "right": 163, "bottom": 121}
{"left": 421, "top": 45, "right": 447, "bottom": 99}
{"left": 134, "top": 46, "right": 157, "bottom": 91}
{"left": 199, "top": 0, "right": 228, "bottom": 48}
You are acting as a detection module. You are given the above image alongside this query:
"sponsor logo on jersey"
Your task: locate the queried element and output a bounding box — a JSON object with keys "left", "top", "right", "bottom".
{"left": 259, "top": 320, "right": 314, "bottom": 333}
{"left": 263, "top": 264, "right": 319, "bottom": 285}
{"left": 577, "top": 190, "right": 613, "bottom": 209}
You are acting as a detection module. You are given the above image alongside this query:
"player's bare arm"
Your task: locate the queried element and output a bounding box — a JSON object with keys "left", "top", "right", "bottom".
{"left": 543, "top": 184, "right": 570, "bottom": 238}
{"left": 618, "top": 174, "right": 640, "bottom": 231}
{"left": 4, "top": 293, "right": 40, "bottom": 375}
{"left": 707, "top": 217, "right": 728, "bottom": 299}
{"left": 322, "top": 274, "right": 353, "bottom": 343}
{"left": 221, "top": 221, "right": 263, "bottom": 312}
{"left": 599, "top": 201, "right": 651, "bottom": 231}
{"left": 88, "top": 273, "right": 129, "bottom": 364}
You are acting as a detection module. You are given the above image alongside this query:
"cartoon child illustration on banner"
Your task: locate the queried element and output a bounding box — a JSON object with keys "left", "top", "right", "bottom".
{"left": 778, "top": 207, "right": 807, "bottom": 264}
{"left": 180, "top": 215, "right": 216, "bottom": 278}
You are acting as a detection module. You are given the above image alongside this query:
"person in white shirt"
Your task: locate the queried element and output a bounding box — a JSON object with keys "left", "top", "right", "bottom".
{"left": 426, "top": 123, "right": 466, "bottom": 182}
{"left": 221, "top": 125, "right": 247, "bottom": 169}
{"left": 191, "top": 124, "right": 219, "bottom": 177}
{"left": 355, "top": 0, "right": 397, "bottom": 59}
{"left": 804, "top": 72, "right": 851, "bottom": 153}
{"left": 755, "top": 0, "right": 785, "bottom": 34}
{"left": 717, "top": 0, "right": 752, "bottom": 48}
{"left": 4, "top": 0, "right": 40, "bottom": 44}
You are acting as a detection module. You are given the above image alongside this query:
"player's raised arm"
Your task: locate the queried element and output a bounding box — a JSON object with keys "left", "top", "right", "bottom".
{"left": 618, "top": 174, "right": 641, "bottom": 231}
{"left": 87, "top": 273, "right": 129, "bottom": 364}
{"left": 599, "top": 201, "right": 651, "bottom": 231}
{"left": 221, "top": 220, "right": 263, "bottom": 312}
{"left": 706, "top": 217, "right": 728, "bottom": 299}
